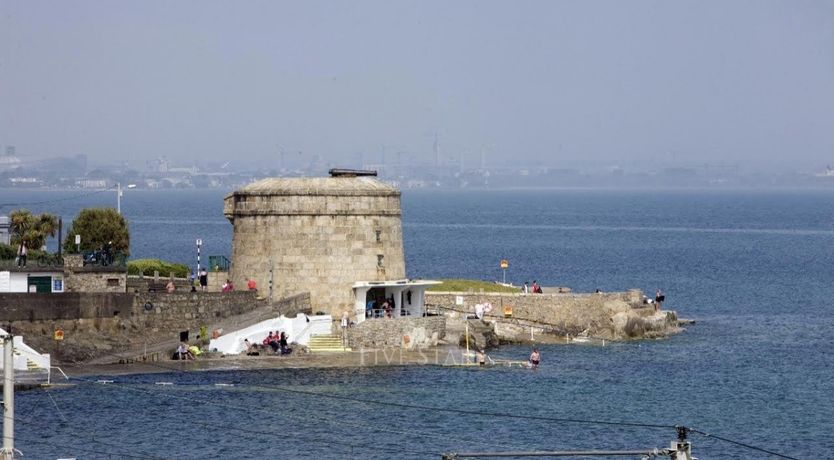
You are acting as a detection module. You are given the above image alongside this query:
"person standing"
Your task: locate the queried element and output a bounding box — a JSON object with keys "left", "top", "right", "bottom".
{"left": 16, "top": 241, "right": 27, "bottom": 267}
{"left": 475, "top": 303, "right": 485, "bottom": 320}
{"left": 522, "top": 282, "right": 529, "bottom": 294}
{"left": 529, "top": 348, "right": 541, "bottom": 369}
{"left": 199, "top": 268, "right": 208, "bottom": 291}
{"left": 279, "top": 332, "right": 290, "bottom": 355}
{"left": 341, "top": 310, "right": 349, "bottom": 345}
{"left": 655, "top": 289, "right": 665, "bottom": 311}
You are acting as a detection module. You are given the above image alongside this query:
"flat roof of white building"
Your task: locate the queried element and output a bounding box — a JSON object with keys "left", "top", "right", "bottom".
{"left": 352, "top": 279, "right": 441, "bottom": 289}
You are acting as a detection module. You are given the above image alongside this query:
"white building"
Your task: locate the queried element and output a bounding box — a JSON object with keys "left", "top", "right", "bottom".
{"left": 0, "top": 270, "right": 64, "bottom": 293}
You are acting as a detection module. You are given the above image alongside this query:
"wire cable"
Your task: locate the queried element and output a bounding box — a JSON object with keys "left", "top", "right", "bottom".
{"left": 248, "top": 381, "right": 675, "bottom": 430}
{"left": 80, "top": 351, "right": 675, "bottom": 430}
{"left": 15, "top": 417, "right": 170, "bottom": 460}
{"left": 17, "top": 386, "right": 170, "bottom": 459}
{"left": 63, "top": 351, "right": 799, "bottom": 459}
{"left": 52, "top": 374, "right": 443, "bottom": 458}
{"left": 689, "top": 427, "right": 799, "bottom": 460}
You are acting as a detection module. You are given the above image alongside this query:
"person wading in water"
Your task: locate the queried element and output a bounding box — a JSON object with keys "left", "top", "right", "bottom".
{"left": 529, "top": 348, "right": 541, "bottom": 369}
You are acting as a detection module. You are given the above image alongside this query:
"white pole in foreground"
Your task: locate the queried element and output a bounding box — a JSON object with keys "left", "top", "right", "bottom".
{"left": 2, "top": 333, "right": 14, "bottom": 460}
{"left": 117, "top": 182, "right": 122, "bottom": 214}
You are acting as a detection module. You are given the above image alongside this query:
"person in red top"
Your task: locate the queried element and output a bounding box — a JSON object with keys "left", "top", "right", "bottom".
{"left": 246, "top": 278, "right": 257, "bottom": 291}
{"left": 531, "top": 280, "right": 542, "bottom": 294}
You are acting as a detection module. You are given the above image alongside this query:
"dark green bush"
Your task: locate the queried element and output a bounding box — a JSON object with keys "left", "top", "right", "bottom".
{"left": 0, "top": 243, "right": 16, "bottom": 260}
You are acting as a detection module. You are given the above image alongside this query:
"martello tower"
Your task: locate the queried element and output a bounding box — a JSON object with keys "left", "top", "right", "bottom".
{"left": 223, "top": 170, "right": 405, "bottom": 315}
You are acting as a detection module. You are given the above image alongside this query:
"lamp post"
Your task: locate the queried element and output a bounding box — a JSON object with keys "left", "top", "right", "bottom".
{"left": 116, "top": 183, "right": 137, "bottom": 214}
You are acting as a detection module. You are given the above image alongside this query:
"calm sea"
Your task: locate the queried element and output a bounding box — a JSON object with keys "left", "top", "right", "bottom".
{"left": 2, "top": 187, "right": 833, "bottom": 459}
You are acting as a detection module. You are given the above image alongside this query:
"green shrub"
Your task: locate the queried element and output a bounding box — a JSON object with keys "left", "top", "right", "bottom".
{"left": 0, "top": 243, "right": 16, "bottom": 260}
{"left": 127, "top": 259, "right": 189, "bottom": 278}
{"left": 0, "top": 243, "right": 50, "bottom": 261}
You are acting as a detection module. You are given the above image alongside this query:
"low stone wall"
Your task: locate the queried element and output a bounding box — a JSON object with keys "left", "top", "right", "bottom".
{"left": 126, "top": 276, "right": 190, "bottom": 292}
{"left": 65, "top": 271, "right": 127, "bottom": 293}
{"left": 0, "top": 292, "right": 133, "bottom": 321}
{"left": 132, "top": 291, "right": 263, "bottom": 331}
{"left": 347, "top": 316, "right": 445, "bottom": 350}
{"left": 1, "top": 290, "right": 312, "bottom": 362}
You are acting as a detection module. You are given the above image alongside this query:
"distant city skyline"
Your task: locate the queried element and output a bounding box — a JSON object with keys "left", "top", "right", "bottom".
{"left": 2, "top": 1, "right": 833, "bottom": 174}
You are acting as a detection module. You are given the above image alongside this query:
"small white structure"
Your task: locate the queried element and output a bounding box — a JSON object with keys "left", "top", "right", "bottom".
{"left": 352, "top": 279, "right": 441, "bottom": 325}
{"left": 0, "top": 328, "right": 51, "bottom": 383}
{"left": 0, "top": 270, "right": 64, "bottom": 293}
{"left": 208, "top": 313, "right": 331, "bottom": 355}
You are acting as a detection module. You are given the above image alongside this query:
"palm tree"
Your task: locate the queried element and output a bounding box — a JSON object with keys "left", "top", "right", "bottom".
{"left": 10, "top": 209, "right": 58, "bottom": 250}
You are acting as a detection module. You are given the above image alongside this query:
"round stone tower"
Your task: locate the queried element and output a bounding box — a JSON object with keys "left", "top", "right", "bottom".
{"left": 223, "top": 172, "right": 405, "bottom": 315}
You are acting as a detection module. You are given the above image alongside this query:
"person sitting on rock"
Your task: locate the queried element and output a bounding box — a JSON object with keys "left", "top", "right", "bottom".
{"left": 243, "top": 338, "right": 260, "bottom": 356}
{"left": 263, "top": 332, "right": 280, "bottom": 353}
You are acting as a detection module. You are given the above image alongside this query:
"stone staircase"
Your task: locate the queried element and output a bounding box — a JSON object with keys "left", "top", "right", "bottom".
{"left": 26, "top": 358, "right": 41, "bottom": 371}
{"left": 307, "top": 334, "right": 350, "bottom": 353}
{"left": 12, "top": 348, "right": 44, "bottom": 371}
{"left": 460, "top": 319, "right": 499, "bottom": 350}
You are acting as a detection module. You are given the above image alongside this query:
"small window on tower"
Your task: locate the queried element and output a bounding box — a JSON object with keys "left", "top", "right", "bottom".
{"left": 377, "top": 254, "right": 384, "bottom": 267}
{"left": 375, "top": 229, "right": 382, "bottom": 243}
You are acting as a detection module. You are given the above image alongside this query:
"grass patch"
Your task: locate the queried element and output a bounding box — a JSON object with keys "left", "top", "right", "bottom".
{"left": 127, "top": 259, "right": 190, "bottom": 278}
{"left": 427, "top": 279, "right": 520, "bottom": 293}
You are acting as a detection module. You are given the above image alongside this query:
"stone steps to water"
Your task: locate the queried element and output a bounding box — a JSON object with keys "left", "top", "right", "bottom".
{"left": 307, "top": 334, "right": 350, "bottom": 352}
{"left": 26, "top": 359, "right": 41, "bottom": 370}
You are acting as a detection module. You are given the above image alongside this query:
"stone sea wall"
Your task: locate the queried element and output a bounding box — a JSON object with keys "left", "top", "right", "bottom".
{"left": 1, "top": 290, "right": 312, "bottom": 362}
{"left": 426, "top": 290, "right": 680, "bottom": 341}
{"left": 347, "top": 316, "right": 445, "bottom": 350}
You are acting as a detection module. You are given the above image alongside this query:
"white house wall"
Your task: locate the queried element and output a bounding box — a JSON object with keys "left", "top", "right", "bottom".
{"left": 0, "top": 272, "right": 63, "bottom": 293}
{"left": 9, "top": 272, "right": 28, "bottom": 292}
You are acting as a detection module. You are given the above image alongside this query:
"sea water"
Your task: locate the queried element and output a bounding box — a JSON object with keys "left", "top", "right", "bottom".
{"left": 3, "top": 188, "right": 833, "bottom": 458}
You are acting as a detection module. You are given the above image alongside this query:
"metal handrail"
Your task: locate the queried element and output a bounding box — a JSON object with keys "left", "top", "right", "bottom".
{"left": 48, "top": 366, "right": 70, "bottom": 385}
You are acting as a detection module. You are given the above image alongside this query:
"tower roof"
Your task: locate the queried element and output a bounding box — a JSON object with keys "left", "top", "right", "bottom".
{"left": 229, "top": 176, "right": 399, "bottom": 197}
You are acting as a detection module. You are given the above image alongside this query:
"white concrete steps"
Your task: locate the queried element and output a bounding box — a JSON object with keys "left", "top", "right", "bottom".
{"left": 307, "top": 334, "right": 350, "bottom": 352}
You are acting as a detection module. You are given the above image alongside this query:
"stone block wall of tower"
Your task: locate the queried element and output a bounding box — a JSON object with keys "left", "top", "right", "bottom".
{"left": 224, "top": 177, "right": 406, "bottom": 315}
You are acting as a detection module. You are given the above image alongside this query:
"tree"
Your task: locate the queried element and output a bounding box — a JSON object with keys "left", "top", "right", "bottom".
{"left": 63, "top": 208, "right": 130, "bottom": 255}
{"left": 10, "top": 209, "right": 58, "bottom": 250}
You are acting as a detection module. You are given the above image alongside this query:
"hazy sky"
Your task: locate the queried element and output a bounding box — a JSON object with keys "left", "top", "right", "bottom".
{"left": 2, "top": 1, "right": 833, "bottom": 172}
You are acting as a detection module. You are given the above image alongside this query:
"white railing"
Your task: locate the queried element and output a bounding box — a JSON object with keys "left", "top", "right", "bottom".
{"left": 0, "top": 329, "right": 51, "bottom": 373}
{"left": 294, "top": 315, "right": 332, "bottom": 344}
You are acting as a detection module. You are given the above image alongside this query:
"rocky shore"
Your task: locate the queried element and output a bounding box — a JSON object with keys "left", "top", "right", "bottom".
{"left": 429, "top": 289, "right": 686, "bottom": 350}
